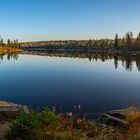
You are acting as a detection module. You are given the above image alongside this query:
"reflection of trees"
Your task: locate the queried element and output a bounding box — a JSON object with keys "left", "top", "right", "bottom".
{"left": 24, "top": 50, "right": 140, "bottom": 72}
{"left": 0, "top": 55, "right": 4, "bottom": 61}
{"left": 134, "top": 57, "right": 140, "bottom": 71}
{"left": 114, "top": 56, "right": 118, "bottom": 69}
{"left": 7, "top": 54, "right": 19, "bottom": 61}
{"left": 1, "top": 50, "right": 140, "bottom": 72}
{"left": 0, "top": 53, "right": 19, "bottom": 63}
{"left": 123, "top": 55, "right": 133, "bottom": 72}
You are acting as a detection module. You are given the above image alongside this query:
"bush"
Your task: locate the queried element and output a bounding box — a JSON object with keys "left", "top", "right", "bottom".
{"left": 41, "top": 108, "right": 59, "bottom": 126}
{"left": 6, "top": 108, "right": 60, "bottom": 140}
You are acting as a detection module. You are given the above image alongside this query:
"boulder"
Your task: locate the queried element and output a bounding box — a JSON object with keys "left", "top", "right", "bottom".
{"left": 100, "top": 107, "right": 137, "bottom": 128}
{"left": 0, "top": 101, "right": 29, "bottom": 122}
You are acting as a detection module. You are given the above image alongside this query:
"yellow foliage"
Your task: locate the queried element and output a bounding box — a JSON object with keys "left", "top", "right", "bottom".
{"left": 0, "top": 46, "right": 22, "bottom": 54}
{"left": 127, "top": 112, "right": 140, "bottom": 123}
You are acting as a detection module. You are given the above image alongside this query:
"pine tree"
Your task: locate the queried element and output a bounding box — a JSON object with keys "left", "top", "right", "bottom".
{"left": 7, "top": 39, "right": 11, "bottom": 45}
{"left": 135, "top": 33, "right": 140, "bottom": 50}
{"left": 125, "top": 32, "right": 133, "bottom": 50}
{"left": 0, "top": 36, "right": 4, "bottom": 45}
{"left": 114, "top": 34, "right": 119, "bottom": 49}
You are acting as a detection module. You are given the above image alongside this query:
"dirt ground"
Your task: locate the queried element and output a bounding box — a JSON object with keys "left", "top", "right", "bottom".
{"left": 0, "top": 122, "right": 10, "bottom": 140}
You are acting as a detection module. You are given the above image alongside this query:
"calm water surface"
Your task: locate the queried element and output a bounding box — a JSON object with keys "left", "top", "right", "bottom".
{"left": 0, "top": 53, "right": 140, "bottom": 117}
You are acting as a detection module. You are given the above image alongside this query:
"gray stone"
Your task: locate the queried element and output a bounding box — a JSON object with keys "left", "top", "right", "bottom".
{"left": 0, "top": 101, "right": 29, "bottom": 122}
{"left": 100, "top": 107, "right": 137, "bottom": 128}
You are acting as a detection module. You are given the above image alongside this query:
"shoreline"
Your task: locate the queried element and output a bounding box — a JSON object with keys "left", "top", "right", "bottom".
{"left": 1, "top": 101, "right": 140, "bottom": 139}
{"left": 0, "top": 47, "right": 22, "bottom": 55}
{"left": 23, "top": 47, "right": 140, "bottom": 55}
{"left": 0, "top": 45, "right": 140, "bottom": 55}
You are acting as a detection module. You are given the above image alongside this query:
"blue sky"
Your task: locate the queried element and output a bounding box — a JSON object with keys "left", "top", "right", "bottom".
{"left": 0, "top": 0, "right": 140, "bottom": 42}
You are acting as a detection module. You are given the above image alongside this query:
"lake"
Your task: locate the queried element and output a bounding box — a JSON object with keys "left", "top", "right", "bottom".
{"left": 0, "top": 52, "right": 140, "bottom": 118}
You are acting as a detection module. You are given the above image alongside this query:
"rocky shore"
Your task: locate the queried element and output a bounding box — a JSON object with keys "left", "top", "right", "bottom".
{"left": 0, "top": 101, "right": 29, "bottom": 139}
{"left": 0, "top": 101, "right": 140, "bottom": 140}
{"left": 0, "top": 101, "right": 29, "bottom": 122}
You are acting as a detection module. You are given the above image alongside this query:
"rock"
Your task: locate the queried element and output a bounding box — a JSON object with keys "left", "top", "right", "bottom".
{"left": 99, "top": 107, "right": 137, "bottom": 128}
{"left": 0, "top": 101, "right": 29, "bottom": 122}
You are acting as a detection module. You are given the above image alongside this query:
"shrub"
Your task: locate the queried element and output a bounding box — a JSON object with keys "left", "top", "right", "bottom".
{"left": 6, "top": 109, "right": 60, "bottom": 140}
{"left": 41, "top": 108, "right": 59, "bottom": 126}
{"left": 127, "top": 112, "right": 140, "bottom": 123}
{"left": 6, "top": 112, "right": 41, "bottom": 140}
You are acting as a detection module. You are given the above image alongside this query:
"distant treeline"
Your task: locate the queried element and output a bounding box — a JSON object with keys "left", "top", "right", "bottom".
{"left": 1, "top": 32, "right": 140, "bottom": 51}
{"left": 0, "top": 36, "right": 19, "bottom": 47}
{"left": 19, "top": 32, "right": 140, "bottom": 51}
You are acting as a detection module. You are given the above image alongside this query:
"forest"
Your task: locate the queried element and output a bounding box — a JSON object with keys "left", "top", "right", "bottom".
{"left": 19, "top": 32, "right": 140, "bottom": 51}
{"left": 0, "top": 32, "right": 140, "bottom": 52}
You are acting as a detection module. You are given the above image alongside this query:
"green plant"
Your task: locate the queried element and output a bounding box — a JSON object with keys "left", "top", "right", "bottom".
{"left": 41, "top": 108, "right": 60, "bottom": 126}
{"left": 6, "top": 112, "right": 41, "bottom": 140}
{"left": 6, "top": 109, "right": 60, "bottom": 140}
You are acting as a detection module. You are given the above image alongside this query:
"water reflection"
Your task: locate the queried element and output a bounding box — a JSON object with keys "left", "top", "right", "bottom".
{"left": 1, "top": 51, "right": 140, "bottom": 72}
{"left": 0, "top": 53, "right": 19, "bottom": 63}
{"left": 0, "top": 51, "right": 140, "bottom": 118}
{"left": 23, "top": 50, "right": 140, "bottom": 72}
